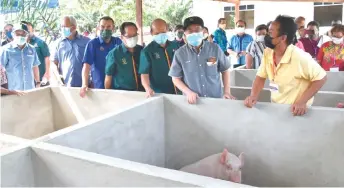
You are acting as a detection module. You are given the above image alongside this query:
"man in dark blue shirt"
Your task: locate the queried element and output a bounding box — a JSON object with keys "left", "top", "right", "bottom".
{"left": 80, "top": 16, "right": 122, "bottom": 97}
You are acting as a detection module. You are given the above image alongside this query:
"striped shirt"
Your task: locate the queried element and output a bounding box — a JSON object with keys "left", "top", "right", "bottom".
{"left": 246, "top": 40, "right": 266, "bottom": 69}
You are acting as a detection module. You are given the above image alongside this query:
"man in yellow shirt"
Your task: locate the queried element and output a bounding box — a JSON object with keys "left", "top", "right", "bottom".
{"left": 244, "top": 15, "right": 327, "bottom": 116}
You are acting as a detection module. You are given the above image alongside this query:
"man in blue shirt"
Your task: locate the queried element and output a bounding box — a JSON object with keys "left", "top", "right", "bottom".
{"left": 228, "top": 20, "right": 253, "bottom": 68}
{"left": 80, "top": 16, "right": 122, "bottom": 97}
{"left": 213, "top": 18, "right": 228, "bottom": 56}
{"left": 0, "top": 24, "right": 41, "bottom": 91}
{"left": 51, "top": 16, "right": 90, "bottom": 87}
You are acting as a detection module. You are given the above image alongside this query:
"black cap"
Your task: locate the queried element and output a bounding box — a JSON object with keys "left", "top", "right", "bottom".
{"left": 12, "top": 23, "right": 29, "bottom": 33}
{"left": 183, "top": 16, "right": 204, "bottom": 30}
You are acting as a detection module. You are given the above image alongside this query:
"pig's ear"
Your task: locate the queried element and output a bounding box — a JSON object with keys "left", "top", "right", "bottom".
{"left": 239, "top": 152, "right": 244, "bottom": 167}
{"left": 220, "top": 149, "right": 228, "bottom": 164}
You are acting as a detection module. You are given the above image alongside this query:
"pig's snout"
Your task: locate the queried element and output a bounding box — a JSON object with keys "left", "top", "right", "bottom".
{"left": 229, "top": 172, "right": 241, "bottom": 183}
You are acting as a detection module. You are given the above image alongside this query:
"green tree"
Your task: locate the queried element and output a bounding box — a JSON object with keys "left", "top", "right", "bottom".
{"left": 159, "top": 0, "right": 193, "bottom": 29}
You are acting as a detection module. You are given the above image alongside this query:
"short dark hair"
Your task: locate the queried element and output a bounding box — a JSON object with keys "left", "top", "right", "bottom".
{"left": 20, "top": 21, "right": 33, "bottom": 28}
{"left": 204, "top": 27, "right": 209, "bottom": 32}
{"left": 218, "top": 18, "right": 226, "bottom": 24}
{"left": 255, "top": 24, "right": 268, "bottom": 33}
{"left": 307, "top": 21, "right": 320, "bottom": 30}
{"left": 174, "top": 25, "right": 183, "bottom": 32}
{"left": 331, "top": 24, "right": 344, "bottom": 35}
{"left": 274, "top": 15, "right": 297, "bottom": 45}
{"left": 99, "top": 16, "right": 115, "bottom": 25}
{"left": 236, "top": 20, "right": 246, "bottom": 27}
{"left": 295, "top": 16, "right": 305, "bottom": 24}
{"left": 120, "top": 22, "right": 137, "bottom": 35}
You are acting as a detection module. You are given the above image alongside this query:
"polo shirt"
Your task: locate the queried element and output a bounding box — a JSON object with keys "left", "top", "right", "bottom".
{"left": 52, "top": 33, "right": 90, "bottom": 87}
{"left": 83, "top": 36, "right": 122, "bottom": 89}
{"left": 29, "top": 36, "right": 50, "bottom": 80}
{"left": 169, "top": 41, "right": 230, "bottom": 98}
{"left": 0, "top": 42, "right": 40, "bottom": 90}
{"left": 228, "top": 34, "right": 253, "bottom": 65}
{"left": 246, "top": 40, "right": 266, "bottom": 69}
{"left": 139, "top": 40, "right": 180, "bottom": 94}
{"left": 213, "top": 28, "right": 228, "bottom": 52}
{"left": 105, "top": 43, "right": 144, "bottom": 91}
{"left": 257, "top": 45, "right": 327, "bottom": 105}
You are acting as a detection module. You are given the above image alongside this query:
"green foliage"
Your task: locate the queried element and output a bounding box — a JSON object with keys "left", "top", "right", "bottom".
{"left": 159, "top": 0, "right": 193, "bottom": 29}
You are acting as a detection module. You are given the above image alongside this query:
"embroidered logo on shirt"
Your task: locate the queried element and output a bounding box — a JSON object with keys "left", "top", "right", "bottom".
{"left": 154, "top": 52, "right": 160, "bottom": 59}
{"left": 100, "top": 46, "right": 104, "bottom": 51}
{"left": 28, "top": 49, "right": 33, "bottom": 55}
{"left": 122, "top": 58, "right": 127, "bottom": 65}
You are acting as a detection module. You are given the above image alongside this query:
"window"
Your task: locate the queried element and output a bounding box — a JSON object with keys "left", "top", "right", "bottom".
{"left": 314, "top": 3, "right": 343, "bottom": 27}
{"left": 223, "top": 4, "right": 254, "bottom": 29}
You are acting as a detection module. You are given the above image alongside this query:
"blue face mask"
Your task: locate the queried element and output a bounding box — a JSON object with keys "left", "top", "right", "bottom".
{"left": 186, "top": 32, "right": 203, "bottom": 47}
{"left": 62, "top": 27, "right": 72, "bottom": 38}
{"left": 5, "top": 30, "right": 13, "bottom": 39}
{"left": 153, "top": 33, "right": 168, "bottom": 45}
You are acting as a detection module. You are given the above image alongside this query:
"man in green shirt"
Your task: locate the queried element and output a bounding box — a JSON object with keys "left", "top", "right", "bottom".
{"left": 105, "top": 22, "right": 143, "bottom": 91}
{"left": 139, "top": 18, "right": 180, "bottom": 97}
{"left": 22, "top": 21, "right": 50, "bottom": 84}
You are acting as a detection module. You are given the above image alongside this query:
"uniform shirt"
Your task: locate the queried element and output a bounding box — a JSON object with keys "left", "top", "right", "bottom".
{"left": 246, "top": 40, "right": 266, "bottom": 69}
{"left": 228, "top": 34, "right": 253, "bottom": 65}
{"left": 169, "top": 41, "right": 230, "bottom": 98}
{"left": 51, "top": 33, "right": 90, "bottom": 87}
{"left": 105, "top": 43, "right": 144, "bottom": 91}
{"left": 0, "top": 42, "right": 40, "bottom": 90}
{"left": 83, "top": 36, "right": 122, "bottom": 89}
{"left": 29, "top": 36, "right": 50, "bottom": 80}
{"left": 175, "top": 39, "right": 185, "bottom": 47}
{"left": 257, "top": 45, "right": 326, "bottom": 105}
{"left": 213, "top": 28, "right": 228, "bottom": 52}
{"left": 317, "top": 41, "right": 344, "bottom": 71}
{"left": 139, "top": 40, "right": 180, "bottom": 94}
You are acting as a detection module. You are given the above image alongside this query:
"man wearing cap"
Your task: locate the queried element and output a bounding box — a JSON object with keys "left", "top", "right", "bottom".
{"left": 169, "top": 16, "right": 235, "bottom": 104}
{"left": 139, "top": 18, "right": 180, "bottom": 97}
{"left": 0, "top": 23, "right": 41, "bottom": 91}
{"left": 51, "top": 16, "right": 90, "bottom": 87}
{"left": 21, "top": 21, "right": 51, "bottom": 86}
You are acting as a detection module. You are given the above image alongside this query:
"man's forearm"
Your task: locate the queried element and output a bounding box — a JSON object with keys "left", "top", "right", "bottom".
{"left": 227, "top": 49, "right": 237, "bottom": 56}
{"left": 250, "top": 76, "right": 266, "bottom": 97}
{"left": 141, "top": 74, "right": 151, "bottom": 90}
{"left": 33, "top": 66, "right": 40, "bottom": 82}
{"left": 246, "top": 54, "right": 253, "bottom": 69}
{"left": 44, "top": 57, "right": 51, "bottom": 76}
{"left": 172, "top": 77, "right": 193, "bottom": 94}
{"left": 221, "top": 70, "right": 231, "bottom": 94}
{"left": 82, "top": 64, "right": 90, "bottom": 87}
{"left": 297, "top": 76, "right": 327, "bottom": 104}
{"left": 104, "top": 76, "right": 112, "bottom": 89}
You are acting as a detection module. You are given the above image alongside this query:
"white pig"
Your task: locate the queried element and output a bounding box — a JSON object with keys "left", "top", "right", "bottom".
{"left": 180, "top": 149, "right": 244, "bottom": 183}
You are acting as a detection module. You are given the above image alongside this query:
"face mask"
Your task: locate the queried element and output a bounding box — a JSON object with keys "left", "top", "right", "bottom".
{"left": 14, "top": 36, "right": 27, "bottom": 46}
{"left": 153, "top": 33, "right": 168, "bottom": 45}
{"left": 125, "top": 36, "right": 138, "bottom": 48}
{"left": 186, "top": 32, "right": 203, "bottom": 47}
{"left": 203, "top": 33, "right": 209, "bottom": 40}
{"left": 332, "top": 37, "right": 343, "bottom": 45}
{"left": 236, "top": 27, "right": 245, "bottom": 34}
{"left": 5, "top": 30, "right": 13, "bottom": 39}
{"left": 176, "top": 31, "right": 184, "bottom": 39}
{"left": 100, "top": 30, "right": 113, "bottom": 40}
{"left": 264, "top": 35, "right": 277, "bottom": 49}
{"left": 257, "top": 35, "right": 265, "bottom": 42}
{"left": 296, "top": 31, "right": 301, "bottom": 40}
{"left": 62, "top": 27, "right": 72, "bottom": 38}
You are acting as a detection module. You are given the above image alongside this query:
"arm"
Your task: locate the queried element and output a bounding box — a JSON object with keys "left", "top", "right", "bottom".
{"left": 104, "top": 76, "right": 112, "bottom": 89}
{"left": 296, "top": 76, "right": 327, "bottom": 105}
{"left": 222, "top": 70, "right": 231, "bottom": 94}
{"left": 81, "top": 41, "right": 94, "bottom": 88}
{"left": 227, "top": 37, "right": 238, "bottom": 56}
{"left": 139, "top": 51, "right": 154, "bottom": 96}
{"left": 172, "top": 77, "right": 193, "bottom": 94}
{"left": 33, "top": 66, "right": 40, "bottom": 86}
{"left": 42, "top": 41, "right": 51, "bottom": 79}
{"left": 104, "top": 49, "right": 116, "bottom": 90}
{"left": 141, "top": 74, "right": 151, "bottom": 91}
{"left": 245, "top": 42, "right": 255, "bottom": 69}
{"left": 82, "top": 63, "right": 91, "bottom": 87}
{"left": 250, "top": 76, "right": 266, "bottom": 98}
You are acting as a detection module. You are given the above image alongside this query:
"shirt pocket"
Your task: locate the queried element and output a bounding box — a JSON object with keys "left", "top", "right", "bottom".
{"left": 206, "top": 63, "right": 218, "bottom": 76}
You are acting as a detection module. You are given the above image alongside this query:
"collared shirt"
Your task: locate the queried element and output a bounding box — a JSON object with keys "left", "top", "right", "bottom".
{"left": 29, "top": 36, "right": 50, "bottom": 80}
{"left": 317, "top": 41, "right": 344, "bottom": 71}
{"left": 213, "top": 28, "right": 228, "bottom": 52}
{"left": 105, "top": 43, "right": 144, "bottom": 91}
{"left": 51, "top": 33, "right": 90, "bottom": 87}
{"left": 139, "top": 40, "right": 180, "bottom": 94}
{"left": 228, "top": 34, "right": 253, "bottom": 65}
{"left": 169, "top": 41, "right": 230, "bottom": 98}
{"left": 174, "top": 39, "right": 185, "bottom": 47}
{"left": 0, "top": 42, "right": 40, "bottom": 90}
{"left": 246, "top": 40, "right": 266, "bottom": 69}
{"left": 83, "top": 36, "right": 122, "bottom": 89}
{"left": 257, "top": 45, "right": 326, "bottom": 105}
{"left": 299, "top": 38, "right": 319, "bottom": 58}
{"left": 0, "top": 65, "right": 7, "bottom": 86}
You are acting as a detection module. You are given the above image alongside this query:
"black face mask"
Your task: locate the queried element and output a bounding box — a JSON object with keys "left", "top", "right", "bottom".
{"left": 264, "top": 35, "right": 276, "bottom": 49}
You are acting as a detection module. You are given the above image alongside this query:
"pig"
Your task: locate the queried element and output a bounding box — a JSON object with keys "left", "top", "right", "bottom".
{"left": 179, "top": 149, "right": 244, "bottom": 183}
{"left": 337, "top": 103, "right": 344, "bottom": 108}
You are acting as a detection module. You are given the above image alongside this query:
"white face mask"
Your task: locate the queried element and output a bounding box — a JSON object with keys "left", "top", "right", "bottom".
{"left": 332, "top": 37, "right": 343, "bottom": 45}
{"left": 125, "top": 36, "right": 138, "bottom": 48}
{"left": 14, "top": 36, "right": 27, "bottom": 46}
{"left": 257, "top": 35, "right": 265, "bottom": 42}
{"left": 235, "top": 27, "right": 245, "bottom": 34}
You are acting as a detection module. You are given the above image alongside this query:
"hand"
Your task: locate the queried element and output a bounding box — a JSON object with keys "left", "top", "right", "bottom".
{"left": 244, "top": 96, "right": 258, "bottom": 108}
{"left": 43, "top": 72, "right": 50, "bottom": 80}
{"left": 9, "top": 90, "right": 26, "bottom": 96}
{"left": 80, "top": 86, "right": 88, "bottom": 98}
{"left": 223, "top": 92, "right": 236, "bottom": 100}
{"left": 291, "top": 102, "right": 307, "bottom": 116}
{"left": 145, "top": 88, "right": 155, "bottom": 98}
{"left": 186, "top": 91, "right": 198, "bottom": 104}
{"left": 240, "top": 51, "right": 247, "bottom": 56}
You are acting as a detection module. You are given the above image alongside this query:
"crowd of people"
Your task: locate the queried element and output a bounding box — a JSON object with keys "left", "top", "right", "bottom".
{"left": 0, "top": 14, "right": 343, "bottom": 115}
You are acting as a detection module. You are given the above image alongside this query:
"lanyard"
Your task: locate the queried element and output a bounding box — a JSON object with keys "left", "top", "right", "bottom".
{"left": 164, "top": 49, "right": 178, "bottom": 94}
{"left": 131, "top": 56, "right": 139, "bottom": 91}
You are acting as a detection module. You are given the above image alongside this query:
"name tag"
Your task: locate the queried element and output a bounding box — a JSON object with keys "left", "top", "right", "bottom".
{"left": 269, "top": 82, "right": 279, "bottom": 93}
{"left": 330, "top": 67, "right": 339, "bottom": 72}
